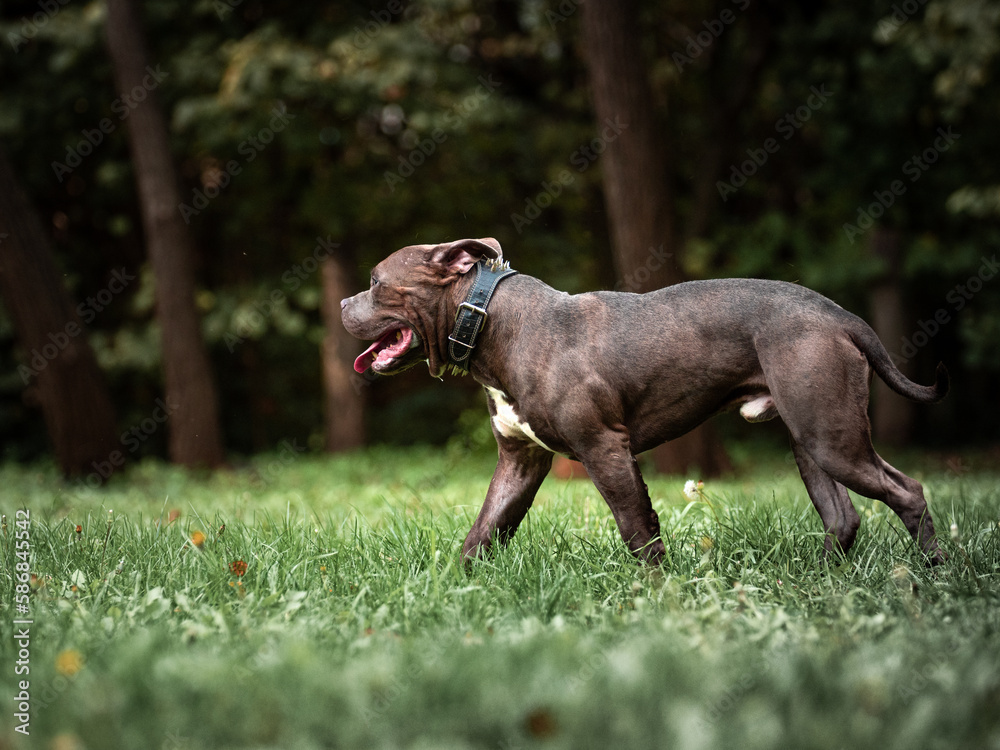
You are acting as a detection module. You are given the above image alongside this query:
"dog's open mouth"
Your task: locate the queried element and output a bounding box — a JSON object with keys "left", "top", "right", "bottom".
{"left": 354, "top": 327, "right": 419, "bottom": 374}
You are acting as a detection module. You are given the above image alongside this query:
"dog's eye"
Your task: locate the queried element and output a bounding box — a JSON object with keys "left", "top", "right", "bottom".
{"left": 370, "top": 276, "right": 379, "bottom": 289}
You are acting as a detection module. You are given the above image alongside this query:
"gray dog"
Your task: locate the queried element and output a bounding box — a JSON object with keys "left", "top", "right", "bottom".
{"left": 341, "top": 238, "right": 948, "bottom": 566}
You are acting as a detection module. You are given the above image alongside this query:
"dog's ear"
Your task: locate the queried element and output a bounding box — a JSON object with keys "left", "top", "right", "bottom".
{"left": 429, "top": 238, "right": 502, "bottom": 275}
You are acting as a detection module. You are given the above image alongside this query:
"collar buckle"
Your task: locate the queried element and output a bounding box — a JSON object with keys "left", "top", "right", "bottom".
{"left": 456, "top": 301, "right": 489, "bottom": 321}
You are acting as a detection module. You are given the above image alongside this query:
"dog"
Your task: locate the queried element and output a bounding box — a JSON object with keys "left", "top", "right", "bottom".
{"left": 341, "top": 238, "right": 948, "bottom": 566}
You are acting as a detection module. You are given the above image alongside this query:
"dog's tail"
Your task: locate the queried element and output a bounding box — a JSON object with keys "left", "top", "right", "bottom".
{"left": 849, "top": 320, "right": 949, "bottom": 404}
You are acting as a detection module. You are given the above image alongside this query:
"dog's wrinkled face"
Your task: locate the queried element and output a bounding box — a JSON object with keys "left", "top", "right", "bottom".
{"left": 341, "top": 238, "right": 501, "bottom": 377}
{"left": 344, "top": 245, "right": 430, "bottom": 376}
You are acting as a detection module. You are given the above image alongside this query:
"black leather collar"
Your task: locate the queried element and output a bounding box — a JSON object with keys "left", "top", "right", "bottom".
{"left": 447, "top": 259, "right": 518, "bottom": 373}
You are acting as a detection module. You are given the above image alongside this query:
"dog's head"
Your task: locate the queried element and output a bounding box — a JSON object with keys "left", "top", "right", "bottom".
{"left": 341, "top": 237, "right": 502, "bottom": 377}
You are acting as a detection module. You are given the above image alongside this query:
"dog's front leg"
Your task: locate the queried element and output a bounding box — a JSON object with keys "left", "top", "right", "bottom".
{"left": 462, "top": 438, "right": 553, "bottom": 564}
{"left": 578, "top": 429, "right": 665, "bottom": 564}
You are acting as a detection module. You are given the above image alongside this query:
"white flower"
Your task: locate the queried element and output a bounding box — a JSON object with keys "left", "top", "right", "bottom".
{"left": 683, "top": 480, "right": 700, "bottom": 501}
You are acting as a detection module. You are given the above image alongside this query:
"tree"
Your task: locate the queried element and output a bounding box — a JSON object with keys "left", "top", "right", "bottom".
{"left": 0, "top": 145, "right": 119, "bottom": 477}
{"left": 104, "top": 0, "right": 224, "bottom": 467}
{"left": 580, "top": 0, "right": 676, "bottom": 289}
{"left": 869, "top": 227, "right": 914, "bottom": 444}
{"left": 581, "top": 0, "right": 731, "bottom": 476}
{"left": 321, "top": 249, "right": 365, "bottom": 452}
{"left": 1, "top": 0, "right": 995, "bottom": 460}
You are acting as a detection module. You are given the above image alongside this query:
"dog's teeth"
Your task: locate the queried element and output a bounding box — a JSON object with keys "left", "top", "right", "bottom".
{"left": 396, "top": 331, "right": 402, "bottom": 341}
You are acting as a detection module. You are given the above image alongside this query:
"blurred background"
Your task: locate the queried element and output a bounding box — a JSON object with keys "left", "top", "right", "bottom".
{"left": 0, "top": 0, "right": 997, "bottom": 481}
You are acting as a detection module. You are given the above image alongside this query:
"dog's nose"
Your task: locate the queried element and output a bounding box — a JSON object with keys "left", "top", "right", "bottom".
{"left": 340, "top": 298, "right": 349, "bottom": 310}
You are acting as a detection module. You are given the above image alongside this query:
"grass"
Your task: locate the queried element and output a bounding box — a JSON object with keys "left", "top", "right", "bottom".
{"left": 1, "top": 446, "right": 999, "bottom": 749}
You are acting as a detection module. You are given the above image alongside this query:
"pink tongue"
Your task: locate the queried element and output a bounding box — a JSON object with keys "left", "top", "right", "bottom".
{"left": 354, "top": 328, "right": 412, "bottom": 373}
{"left": 354, "top": 338, "right": 385, "bottom": 373}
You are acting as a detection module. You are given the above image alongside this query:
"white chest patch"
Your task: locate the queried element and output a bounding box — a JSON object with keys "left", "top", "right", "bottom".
{"left": 484, "top": 387, "right": 552, "bottom": 452}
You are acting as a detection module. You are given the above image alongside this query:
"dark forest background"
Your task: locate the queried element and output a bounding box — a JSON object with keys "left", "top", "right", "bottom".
{"left": 1, "top": 0, "right": 998, "bottom": 479}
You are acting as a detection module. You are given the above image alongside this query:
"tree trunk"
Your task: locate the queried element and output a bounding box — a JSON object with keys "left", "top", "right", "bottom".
{"left": 581, "top": 0, "right": 730, "bottom": 477}
{"left": 105, "top": 0, "right": 225, "bottom": 467}
{"left": 0, "top": 146, "right": 119, "bottom": 477}
{"left": 580, "top": 0, "right": 678, "bottom": 289}
{"left": 869, "top": 227, "right": 914, "bottom": 445}
{"left": 321, "top": 251, "right": 366, "bottom": 452}
{"left": 684, "top": 16, "right": 772, "bottom": 244}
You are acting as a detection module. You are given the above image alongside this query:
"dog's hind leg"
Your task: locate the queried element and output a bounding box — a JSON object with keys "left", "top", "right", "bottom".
{"left": 830, "top": 452, "right": 944, "bottom": 565}
{"left": 791, "top": 439, "right": 861, "bottom": 559}
{"left": 762, "top": 334, "right": 944, "bottom": 564}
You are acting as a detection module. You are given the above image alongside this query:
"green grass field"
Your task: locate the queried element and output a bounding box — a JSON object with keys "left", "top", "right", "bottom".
{"left": 2, "top": 446, "right": 999, "bottom": 749}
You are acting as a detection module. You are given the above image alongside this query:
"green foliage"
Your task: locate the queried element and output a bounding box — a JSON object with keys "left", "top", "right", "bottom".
{"left": 1, "top": 0, "right": 999, "bottom": 456}
{"left": 2, "top": 452, "right": 999, "bottom": 747}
